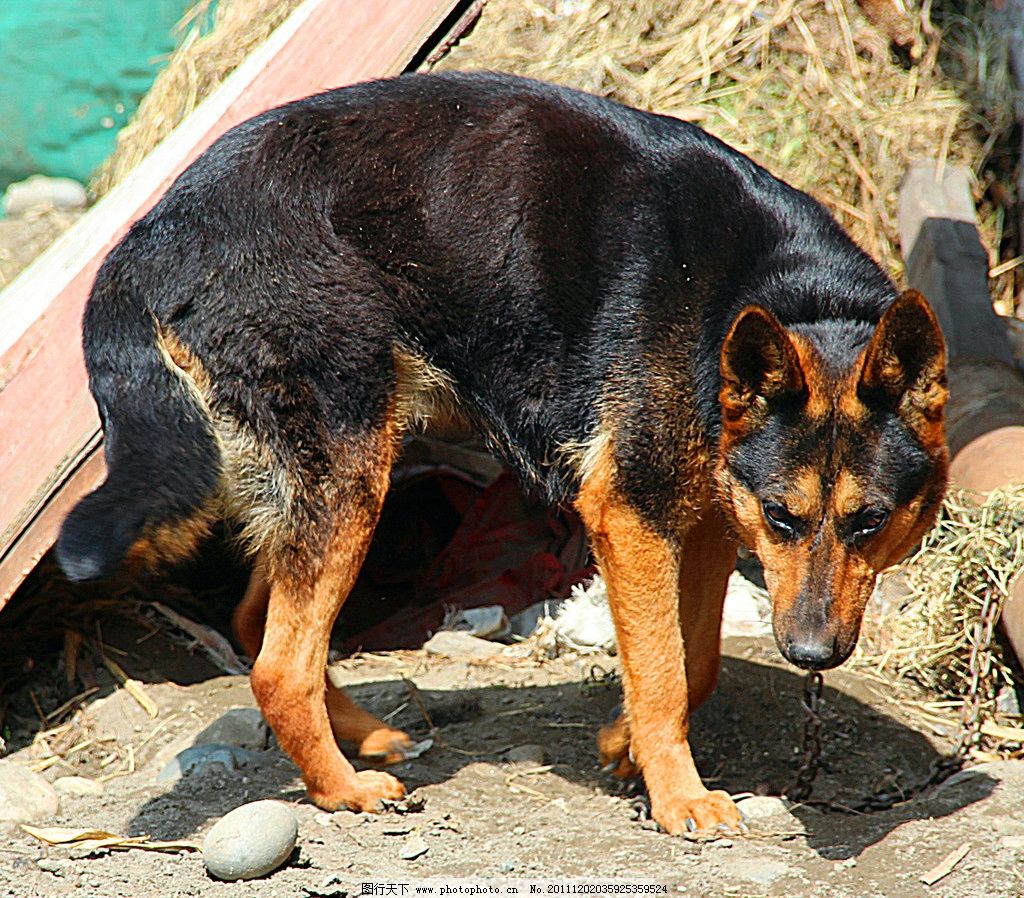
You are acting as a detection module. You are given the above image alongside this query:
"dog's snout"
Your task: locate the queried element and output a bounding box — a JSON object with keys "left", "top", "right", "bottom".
{"left": 783, "top": 636, "right": 839, "bottom": 670}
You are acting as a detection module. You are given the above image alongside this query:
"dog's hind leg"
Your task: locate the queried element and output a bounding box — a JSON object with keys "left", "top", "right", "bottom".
{"left": 234, "top": 560, "right": 413, "bottom": 765}
{"left": 249, "top": 428, "right": 408, "bottom": 812}
{"left": 677, "top": 506, "right": 737, "bottom": 711}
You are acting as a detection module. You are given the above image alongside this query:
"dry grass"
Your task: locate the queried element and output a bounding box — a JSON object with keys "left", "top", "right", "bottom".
{"left": 435, "top": 0, "right": 1007, "bottom": 295}
{"left": 861, "top": 487, "right": 1024, "bottom": 748}
{"left": 91, "top": 0, "right": 305, "bottom": 196}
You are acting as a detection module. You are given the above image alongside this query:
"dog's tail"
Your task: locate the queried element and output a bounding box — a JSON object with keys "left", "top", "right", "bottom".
{"left": 56, "top": 252, "right": 222, "bottom": 582}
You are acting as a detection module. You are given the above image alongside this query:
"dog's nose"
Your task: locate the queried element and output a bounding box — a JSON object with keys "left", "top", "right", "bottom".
{"left": 784, "top": 637, "right": 838, "bottom": 670}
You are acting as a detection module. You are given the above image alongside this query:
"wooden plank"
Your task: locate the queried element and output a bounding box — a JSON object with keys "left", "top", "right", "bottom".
{"left": 0, "top": 0, "right": 464, "bottom": 607}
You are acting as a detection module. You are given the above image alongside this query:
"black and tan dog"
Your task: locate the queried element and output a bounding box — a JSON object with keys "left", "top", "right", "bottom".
{"left": 56, "top": 72, "right": 948, "bottom": 834}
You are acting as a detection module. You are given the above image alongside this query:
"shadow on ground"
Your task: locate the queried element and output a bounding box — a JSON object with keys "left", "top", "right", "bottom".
{"left": 125, "top": 648, "right": 994, "bottom": 859}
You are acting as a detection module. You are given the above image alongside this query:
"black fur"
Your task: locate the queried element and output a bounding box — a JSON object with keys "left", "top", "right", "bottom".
{"left": 57, "top": 71, "right": 902, "bottom": 578}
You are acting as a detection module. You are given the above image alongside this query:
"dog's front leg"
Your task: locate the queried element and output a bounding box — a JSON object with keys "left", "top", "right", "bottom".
{"left": 577, "top": 471, "right": 742, "bottom": 834}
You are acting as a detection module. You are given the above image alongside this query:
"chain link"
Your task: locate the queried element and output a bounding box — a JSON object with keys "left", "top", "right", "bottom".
{"left": 783, "top": 670, "right": 824, "bottom": 802}
{"left": 783, "top": 586, "right": 1003, "bottom": 812}
{"left": 952, "top": 587, "right": 999, "bottom": 760}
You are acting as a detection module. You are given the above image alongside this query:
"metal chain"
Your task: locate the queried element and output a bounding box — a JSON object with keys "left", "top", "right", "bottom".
{"left": 951, "top": 587, "right": 999, "bottom": 760}
{"left": 783, "top": 587, "right": 1003, "bottom": 813}
{"left": 783, "top": 670, "right": 824, "bottom": 802}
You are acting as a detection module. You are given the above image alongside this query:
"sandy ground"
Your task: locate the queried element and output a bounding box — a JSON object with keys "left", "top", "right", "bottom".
{"left": 0, "top": 616, "right": 1019, "bottom": 898}
{"left": 0, "top": 209, "right": 80, "bottom": 289}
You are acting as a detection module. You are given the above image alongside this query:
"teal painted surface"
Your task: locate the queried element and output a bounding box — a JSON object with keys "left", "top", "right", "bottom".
{"left": 0, "top": 1, "right": 190, "bottom": 194}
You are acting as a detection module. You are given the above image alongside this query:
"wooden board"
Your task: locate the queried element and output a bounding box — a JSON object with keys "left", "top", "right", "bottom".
{"left": 0, "top": 0, "right": 465, "bottom": 607}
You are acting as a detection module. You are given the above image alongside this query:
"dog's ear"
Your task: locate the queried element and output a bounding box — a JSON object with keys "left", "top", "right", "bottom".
{"left": 858, "top": 289, "right": 947, "bottom": 422}
{"left": 720, "top": 305, "right": 805, "bottom": 427}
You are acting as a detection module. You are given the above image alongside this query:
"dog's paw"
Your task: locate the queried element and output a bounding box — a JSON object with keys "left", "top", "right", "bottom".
{"left": 652, "top": 788, "right": 745, "bottom": 836}
{"left": 358, "top": 728, "right": 416, "bottom": 765}
{"left": 597, "top": 713, "right": 639, "bottom": 779}
{"left": 311, "top": 770, "right": 406, "bottom": 813}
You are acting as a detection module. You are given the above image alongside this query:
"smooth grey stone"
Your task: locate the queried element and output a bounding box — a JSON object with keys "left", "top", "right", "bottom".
{"left": 3, "top": 175, "right": 87, "bottom": 214}
{"left": 203, "top": 800, "right": 297, "bottom": 881}
{"left": 423, "top": 630, "right": 502, "bottom": 658}
{"left": 0, "top": 760, "right": 59, "bottom": 823}
{"left": 505, "top": 744, "right": 546, "bottom": 766}
{"left": 157, "top": 743, "right": 262, "bottom": 782}
{"left": 52, "top": 776, "right": 104, "bottom": 798}
{"left": 400, "top": 836, "right": 429, "bottom": 860}
{"left": 735, "top": 795, "right": 793, "bottom": 821}
{"left": 194, "top": 708, "right": 269, "bottom": 751}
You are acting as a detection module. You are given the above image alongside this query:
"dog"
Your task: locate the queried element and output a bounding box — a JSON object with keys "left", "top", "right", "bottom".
{"left": 56, "top": 72, "right": 949, "bottom": 834}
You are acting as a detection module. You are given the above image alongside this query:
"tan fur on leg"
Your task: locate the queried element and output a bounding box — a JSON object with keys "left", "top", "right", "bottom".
{"left": 576, "top": 440, "right": 742, "bottom": 834}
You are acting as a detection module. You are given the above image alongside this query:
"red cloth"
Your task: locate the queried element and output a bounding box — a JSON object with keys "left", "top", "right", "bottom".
{"left": 343, "top": 472, "right": 592, "bottom": 651}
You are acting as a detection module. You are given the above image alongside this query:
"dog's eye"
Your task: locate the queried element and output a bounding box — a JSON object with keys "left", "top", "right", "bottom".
{"left": 762, "top": 500, "right": 799, "bottom": 536}
{"left": 854, "top": 507, "right": 889, "bottom": 536}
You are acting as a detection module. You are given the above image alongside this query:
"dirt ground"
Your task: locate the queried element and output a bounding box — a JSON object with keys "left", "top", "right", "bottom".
{"left": 0, "top": 614, "right": 1019, "bottom": 898}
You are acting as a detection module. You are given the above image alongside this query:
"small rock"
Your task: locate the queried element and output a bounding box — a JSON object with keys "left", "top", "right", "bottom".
{"left": 423, "top": 630, "right": 503, "bottom": 659}
{"left": 499, "top": 860, "right": 515, "bottom": 873}
{"left": 52, "top": 776, "right": 104, "bottom": 798}
{"left": 195, "top": 708, "right": 269, "bottom": 751}
{"left": 203, "top": 800, "right": 298, "bottom": 881}
{"left": 505, "top": 744, "right": 547, "bottom": 766}
{"left": 727, "top": 857, "right": 790, "bottom": 885}
{"left": 157, "top": 743, "right": 263, "bottom": 783}
{"left": 736, "top": 795, "right": 793, "bottom": 821}
{"left": 0, "top": 760, "right": 59, "bottom": 823}
{"left": 708, "top": 838, "right": 734, "bottom": 849}
{"left": 1001, "top": 835, "right": 1024, "bottom": 851}
{"left": 36, "top": 857, "right": 71, "bottom": 875}
{"left": 313, "top": 812, "right": 334, "bottom": 827}
{"left": 512, "top": 826, "right": 525, "bottom": 835}
{"left": 400, "top": 836, "right": 429, "bottom": 860}
{"left": 3, "top": 175, "right": 87, "bottom": 215}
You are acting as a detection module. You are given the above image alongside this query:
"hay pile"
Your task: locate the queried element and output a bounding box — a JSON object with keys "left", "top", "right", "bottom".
{"left": 865, "top": 488, "right": 1024, "bottom": 748}
{"left": 91, "top": 0, "right": 305, "bottom": 196}
{"left": 435, "top": 0, "right": 1006, "bottom": 297}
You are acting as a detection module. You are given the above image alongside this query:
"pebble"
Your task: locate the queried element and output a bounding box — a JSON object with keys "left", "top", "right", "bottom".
{"left": 0, "top": 760, "right": 59, "bottom": 824}
{"left": 423, "top": 630, "right": 503, "bottom": 659}
{"left": 52, "top": 776, "right": 104, "bottom": 798}
{"left": 400, "top": 836, "right": 430, "bottom": 860}
{"left": 727, "top": 857, "right": 790, "bottom": 885}
{"left": 3, "top": 175, "right": 87, "bottom": 215}
{"left": 735, "top": 795, "right": 792, "bottom": 821}
{"left": 194, "top": 708, "right": 269, "bottom": 751}
{"left": 36, "top": 858, "right": 72, "bottom": 876}
{"left": 505, "top": 744, "right": 547, "bottom": 766}
{"left": 203, "top": 800, "right": 298, "bottom": 881}
{"left": 157, "top": 743, "right": 263, "bottom": 782}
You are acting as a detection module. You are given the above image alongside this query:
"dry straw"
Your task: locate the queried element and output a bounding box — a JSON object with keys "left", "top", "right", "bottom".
{"left": 436, "top": 0, "right": 1004, "bottom": 292}
{"left": 865, "top": 488, "right": 1024, "bottom": 743}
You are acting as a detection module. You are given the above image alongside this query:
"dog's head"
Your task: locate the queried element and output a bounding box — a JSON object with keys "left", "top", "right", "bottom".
{"left": 713, "top": 290, "right": 948, "bottom": 670}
